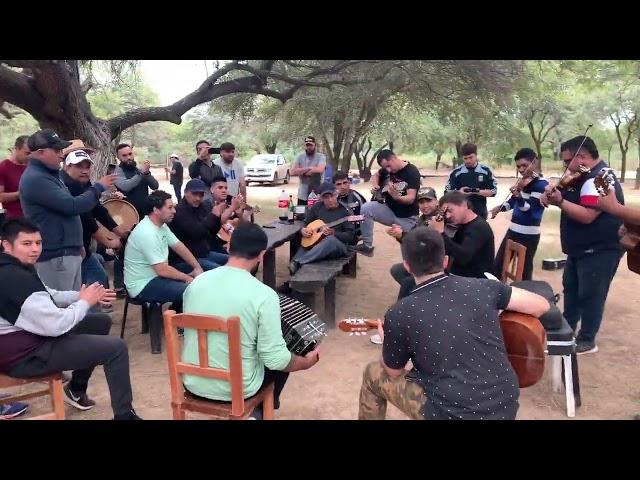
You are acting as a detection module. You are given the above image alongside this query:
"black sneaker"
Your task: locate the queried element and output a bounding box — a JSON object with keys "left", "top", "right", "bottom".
{"left": 114, "top": 288, "right": 127, "bottom": 299}
{"left": 576, "top": 340, "right": 598, "bottom": 355}
{"left": 289, "top": 261, "right": 301, "bottom": 275}
{"left": 114, "top": 409, "right": 142, "bottom": 420}
{"left": 63, "top": 385, "right": 96, "bottom": 411}
{"left": 354, "top": 243, "right": 374, "bottom": 257}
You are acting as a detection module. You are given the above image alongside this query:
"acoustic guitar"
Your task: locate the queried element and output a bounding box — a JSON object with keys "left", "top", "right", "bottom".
{"left": 593, "top": 168, "right": 640, "bottom": 274}
{"left": 216, "top": 205, "right": 261, "bottom": 244}
{"left": 339, "top": 311, "right": 547, "bottom": 388}
{"left": 300, "top": 215, "right": 365, "bottom": 249}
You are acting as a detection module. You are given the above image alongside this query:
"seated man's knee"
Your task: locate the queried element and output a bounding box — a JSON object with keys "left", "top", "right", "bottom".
{"left": 363, "top": 361, "right": 385, "bottom": 385}
{"left": 83, "top": 313, "right": 113, "bottom": 335}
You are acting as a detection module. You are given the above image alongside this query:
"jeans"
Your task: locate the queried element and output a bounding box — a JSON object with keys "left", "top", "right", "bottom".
{"left": 359, "top": 202, "right": 417, "bottom": 247}
{"left": 293, "top": 236, "right": 348, "bottom": 265}
{"left": 9, "top": 313, "right": 134, "bottom": 417}
{"left": 494, "top": 230, "right": 540, "bottom": 281}
{"left": 114, "top": 256, "right": 125, "bottom": 290}
{"left": 390, "top": 262, "right": 416, "bottom": 300}
{"left": 35, "top": 255, "right": 83, "bottom": 291}
{"left": 173, "top": 251, "right": 229, "bottom": 273}
{"left": 172, "top": 183, "right": 182, "bottom": 203}
{"left": 82, "top": 254, "right": 109, "bottom": 289}
{"left": 135, "top": 276, "right": 189, "bottom": 312}
{"left": 563, "top": 249, "right": 622, "bottom": 342}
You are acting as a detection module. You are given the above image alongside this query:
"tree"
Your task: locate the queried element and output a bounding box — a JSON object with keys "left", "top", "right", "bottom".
{"left": 0, "top": 60, "right": 393, "bottom": 179}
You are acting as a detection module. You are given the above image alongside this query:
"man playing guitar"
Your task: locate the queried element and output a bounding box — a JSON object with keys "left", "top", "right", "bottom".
{"left": 289, "top": 182, "right": 358, "bottom": 274}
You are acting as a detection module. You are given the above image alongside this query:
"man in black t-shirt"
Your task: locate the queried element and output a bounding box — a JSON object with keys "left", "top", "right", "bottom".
{"left": 358, "top": 228, "right": 549, "bottom": 420}
{"left": 167, "top": 153, "right": 184, "bottom": 203}
{"left": 333, "top": 170, "right": 366, "bottom": 238}
{"left": 430, "top": 191, "right": 495, "bottom": 278}
{"left": 540, "top": 135, "right": 624, "bottom": 355}
{"left": 355, "top": 150, "right": 421, "bottom": 257}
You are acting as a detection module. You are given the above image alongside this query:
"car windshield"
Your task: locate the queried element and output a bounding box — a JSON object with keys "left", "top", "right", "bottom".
{"left": 249, "top": 156, "right": 277, "bottom": 166}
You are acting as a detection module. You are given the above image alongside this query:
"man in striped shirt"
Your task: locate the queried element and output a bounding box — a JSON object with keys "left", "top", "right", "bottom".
{"left": 491, "top": 148, "right": 548, "bottom": 280}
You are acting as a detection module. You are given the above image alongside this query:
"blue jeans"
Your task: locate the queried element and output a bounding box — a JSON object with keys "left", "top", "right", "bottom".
{"left": 293, "top": 236, "right": 348, "bottom": 264}
{"left": 173, "top": 251, "right": 228, "bottom": 273}
{"left": 82, "top": 254, "right": 109, "bottom": 289}
{"left": 563, "top": 249, "right": 622, "bottom": 342}
{"left": 135, "top": 276, "right": 189, "bottom": 312}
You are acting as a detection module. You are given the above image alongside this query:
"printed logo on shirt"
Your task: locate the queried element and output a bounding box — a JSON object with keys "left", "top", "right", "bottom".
{"left": 389, "top": 180, "right": 408, "bottom": 195}
{"left": 224, "top": 170, "right": 237, "bottom": 180}
{"left": 478, "top": 175, "right": 484, "bottom": 182}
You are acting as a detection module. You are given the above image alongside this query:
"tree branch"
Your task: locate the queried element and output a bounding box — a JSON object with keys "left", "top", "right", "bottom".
{"left": 0, "top": 64, "right": 43, "bottom": 115}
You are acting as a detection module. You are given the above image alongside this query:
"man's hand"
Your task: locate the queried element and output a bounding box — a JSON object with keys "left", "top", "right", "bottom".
{"left": 429, "top": 218, "right": 445, "bottom": 234}
{"left": 490, "top": 205, "right": 502, "bottom": 219}
{"left": 303, "top": 347, "right": 320, "bottom": 369}
{"left": 99, "top": 289, "right": 117, "bottom": 306}
{"left": 545, "top": 188, "right": 563, "bottom": 206}
{"left": 97, "top": 174, "right": 117, "bottom": 189}
{"left": 110, "top": 191, "right": 125, "bottom": 200}
{"left": 387, "top": 184, "right": 401, "bottom": 199}
{"left": 371, "top": 185, "right": 381, "bottom": 194}
{"left": 458, "top": 186, "right": 470, "bottom": 195}
{"left": 302, "top": 168, "right": 313, "bottom": 176}
{"left": 377, "top": 319, "right": 384, "bottom": 343}
{"left": 80, "top": 247, "right": 86, "bottom": 259}
{"left": 321, "top": 226, "right": 334, "bottom": 237}
{"left": 140, "top": 161, "right": 151, "bottom": 174}
{"left": 597, "top": 189, "right": 621, "bottom": 214}
{"left": 105, "top": 237, "right": 122, "bottom": 250}
{"left": 231, "top": 194, "right": 244, "bottom": 211}
{"left": 301, "top": 227, "right": 313, "bottom": 238}
{"left": 211, "top": 202, "right": 226, "bottom": 217}
{"left": 189, "top": 266, "right": 204, "bottom": 278}
{"left": 386, "top": 224, "right": 403, "bottom": 240}
{"left": 78, "top": 283, "right": 106, "bottom": 307}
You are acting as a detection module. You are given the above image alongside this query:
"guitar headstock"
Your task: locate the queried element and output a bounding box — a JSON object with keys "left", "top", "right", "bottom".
{"left": 594, "top": 168, "right": 616, "bottom": 196}
{"left": 339, "top": 318, "right": 380, "bottom": 334}
{"left": 347, "top": 215, "right": 365, "bottom": 222}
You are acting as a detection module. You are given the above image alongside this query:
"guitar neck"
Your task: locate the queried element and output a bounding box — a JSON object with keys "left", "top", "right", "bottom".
{"left": 324, "top": 216, "right": 352, "bottom": 229}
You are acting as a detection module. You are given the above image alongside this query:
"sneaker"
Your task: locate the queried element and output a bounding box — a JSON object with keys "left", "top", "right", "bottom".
{"left": 114, "top": 288, "right": 127, "bottom": 299}
{"left": 63, "top": 385, "right": 96, "bottom": 411}
{"left": 370, "top": 334, "right": 383, "bottom": 345}
{"left": 354, "top": 243, "right": 374, "bottom": 257}
{"left": 576, "top": 340, "right": 598, "bottom": 355}
{"left": 114, "top": 409, "right": 142, "bottom": 420}
{"left": 61, "top": 371, "right": 72, "bottom": 384}
{"left": 0, "top": 402, "right": 29, "bottom": 419}
{"left": 288, "top": 261, "right": 301, "bottom": 275}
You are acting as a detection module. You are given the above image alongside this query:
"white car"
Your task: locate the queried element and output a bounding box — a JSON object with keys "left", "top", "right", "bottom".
{"left": 244, "top": 154, "right": 291, "bottom": 186}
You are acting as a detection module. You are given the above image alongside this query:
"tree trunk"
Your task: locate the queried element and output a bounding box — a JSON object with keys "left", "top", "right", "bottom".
{"left": 435, "top": 152, "right": 442, "bottom": 170}
{"left": 455, "top": 140, "right": 462, "bottom": 167}
{"left": 636, "top": 137, "right": 640, "bottom": 190}
{"left": 620, "top": 150, "right": 627, "bottom": 183}
{"left": 360, "top": 166, "right": 372, "bottom": 181}
{"left": 265, "top": 142, "right": 277, "bottom": 154}
{"left": 607, "top": 145, "right": 613, "bottom": 163}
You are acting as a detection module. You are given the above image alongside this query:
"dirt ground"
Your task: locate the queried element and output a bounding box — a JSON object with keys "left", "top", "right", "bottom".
{"left": 9, "top": 169, "right": 640, "bottom": 420}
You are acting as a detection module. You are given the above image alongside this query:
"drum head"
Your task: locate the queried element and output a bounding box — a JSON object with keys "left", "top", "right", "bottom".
{"left": 103, "top": 199, "right": 139, "bottom": 230}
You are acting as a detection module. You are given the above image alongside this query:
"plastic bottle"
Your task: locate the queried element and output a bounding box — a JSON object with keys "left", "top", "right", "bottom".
{"left": 307, "top": 189, "right": 318, "bottom": 208}
{"left": 278, "top": 190, "right": 288, "bottom": 221}
{"left": 287, "top": 195, "right": 295, "bottom": 223}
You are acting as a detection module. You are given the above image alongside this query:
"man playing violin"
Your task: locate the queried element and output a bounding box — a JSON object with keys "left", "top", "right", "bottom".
{"left": 540, "top": 136, "right": 624, "bottom": 355}
{"left": 358, "top": 228, "right": 550, "bottom": 420}
{"left": 491, "top": 148, "right": 549, "bottom": 280}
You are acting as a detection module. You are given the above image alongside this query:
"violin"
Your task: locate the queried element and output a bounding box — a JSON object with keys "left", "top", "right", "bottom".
{"left": 545, "top": 164, "right": 591, "bottom": 198}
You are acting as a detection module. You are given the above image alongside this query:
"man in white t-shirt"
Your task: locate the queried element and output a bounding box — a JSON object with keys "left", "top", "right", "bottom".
{"left": 213, "top": 142, "right": 246, "bottom": 202}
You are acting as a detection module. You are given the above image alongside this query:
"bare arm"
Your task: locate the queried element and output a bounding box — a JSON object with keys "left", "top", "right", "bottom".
{"left": 0, "top": 184, "right": 19, "bottom": 203}
{"left": 505, "top": 287, "right": 550, "bottom": 318}
{"left": 559, "top": 200, "right": 601, "bottom": 224}
{"left": 282, "top": 349, "right": 320, "bottom": 372}
{"left": 152, "top": 262, "right": 193, "bottom": 283}
{"left": 598, "top": 191, "right": 640, "bottom": 225}
{"left": 169, "top": 242, "right": 202, "bottom": 272}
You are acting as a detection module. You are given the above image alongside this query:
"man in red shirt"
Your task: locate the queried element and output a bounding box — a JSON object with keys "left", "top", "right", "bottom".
{"left": 0, "top": 136, "right": 30, "bottom": 220}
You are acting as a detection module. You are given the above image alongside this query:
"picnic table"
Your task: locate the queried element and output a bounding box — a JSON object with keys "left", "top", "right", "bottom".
{"left": 261, "top": 220, "right": 304, "bottom": 288}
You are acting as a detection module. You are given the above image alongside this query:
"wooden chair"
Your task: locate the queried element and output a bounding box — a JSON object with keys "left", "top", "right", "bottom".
{"left": 163, "top": 310, "right": 275, "bottom": 420}
{"left": 0, "top": 373, "right": 65, "bottom": 420}
{"left": 501, "top": 239, "right": 527, "bottom": 283}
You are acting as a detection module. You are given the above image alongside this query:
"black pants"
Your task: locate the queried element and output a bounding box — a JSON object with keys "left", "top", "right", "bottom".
{"left": 390, "top": 263, "right": 415, "bottom": 300}
{"left": 563, "top": 249, "right": 622, "bottom": 343}
{"left": 9, "top": 313, "right": 134, "bottom": 417}
{"left": 172, "top": 183, "right": 183, "bottom": 203}
{"left": 494, "top": 230, "right": 540, "bottom": 281}
{"left": 114, "top": 256, "right": 124, "bottom": 290}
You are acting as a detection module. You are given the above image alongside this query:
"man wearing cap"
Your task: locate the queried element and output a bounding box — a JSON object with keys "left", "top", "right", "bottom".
{"left": 189, "top": 140, "right": 224, "bottom": 209}
{"left": 19, "top": 129, "right": 116, "bottom": 291}
{"left": 169, "top": 179, "right": 229, "bottom": 271}
{"left": 61, "top": 150, "right": 129, "bottom": 299}
{"left": 355, "top": 150, "right": 422, "bottom": 257}
{"left": 291, "top": 136, "right": 326, "bottom": 206}
{"left": 289, "top": 181, "right": 356, "bottom": 274}
{"left": 167, "top": 154, "right": 184, "bottom": 203}
{"left": 0, "top": 135, "right": 30, "bottom": 222}
{"left": 214, "top": 142, "right": 246, "bottom": 202}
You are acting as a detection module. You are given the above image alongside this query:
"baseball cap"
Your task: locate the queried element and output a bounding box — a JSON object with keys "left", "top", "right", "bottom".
{"left": 27, "top": 129, "right": 72, "bottom": 151}
{"left": 317, "top": 181, "right": 337, "bottom": 196}
{"left": 65, "top": 150, "right": 93, "bottom": 166}
{"left": 184, "top": 179, "right": 208, "bottom": 193}
{"left": 304, "top": 136, "right": 316, "bottom": 145}
{"left": 169, "top": 153, "right": 180, "bottom": 159}
{"left": 63, "top": 139, "right": 96, "bottom": 157}
{"left": 417, "top": 187, "right": 437, "bottom": 201}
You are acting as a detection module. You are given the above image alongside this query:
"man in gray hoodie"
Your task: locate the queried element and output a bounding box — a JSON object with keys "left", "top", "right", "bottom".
{"left": 19, "top": 129, "right": 115, "bottom": 291}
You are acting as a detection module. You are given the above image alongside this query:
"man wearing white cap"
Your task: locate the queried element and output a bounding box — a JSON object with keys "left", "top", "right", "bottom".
{"left": 166, "top": 153, "right": 184, "bottom": 202}
{"left": 61, "top": 150, "right": 126, "bottom": 301}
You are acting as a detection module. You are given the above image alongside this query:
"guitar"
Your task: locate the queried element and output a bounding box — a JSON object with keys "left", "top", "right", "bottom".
{"left": 300, "top": 215, "right": 365, "bottom": 249}
{"left": 217, "top": 205, "right": 261, "bottom": 244}
{"left": 340, "top": 313, "right": 546, "bottom": 388}
{"left": 594, "top": 168, "right": 640, "bottom": 273}
{"left": 338, "top": 318, "right": 381, "bottom": 336}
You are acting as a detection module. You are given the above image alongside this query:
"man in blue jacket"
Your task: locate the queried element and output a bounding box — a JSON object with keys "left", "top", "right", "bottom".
{"left": 19, "top": 129, "right": 115, "bottom": 291}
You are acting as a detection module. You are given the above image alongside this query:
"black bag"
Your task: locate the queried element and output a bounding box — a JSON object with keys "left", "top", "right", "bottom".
{"left": 510, "top": 280, "right": 564, "bottom": 331}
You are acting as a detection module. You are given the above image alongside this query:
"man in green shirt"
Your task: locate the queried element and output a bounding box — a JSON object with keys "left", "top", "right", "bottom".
{"left": 124, "top": 190, "right": 203, "bottom": 311}
{"left": 182, "top": 222, "right": 320, "bottom": 416}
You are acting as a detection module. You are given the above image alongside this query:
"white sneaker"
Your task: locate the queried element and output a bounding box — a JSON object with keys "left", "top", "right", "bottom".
{"left": 370, "top": 334, "right": 383, "bottom": 345}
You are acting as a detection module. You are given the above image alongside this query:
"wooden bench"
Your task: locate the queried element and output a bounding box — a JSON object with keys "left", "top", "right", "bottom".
{"left": 289, "top": 252, "right": 357, "bottom": 328}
